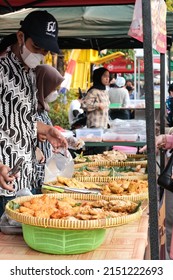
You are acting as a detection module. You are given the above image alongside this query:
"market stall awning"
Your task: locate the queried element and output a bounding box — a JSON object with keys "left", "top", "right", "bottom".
{"left": 0, "top": 0, "right": 136, "bottom": 10}
{"left": 0, "top": 6, "right": 172, "bottom": 50}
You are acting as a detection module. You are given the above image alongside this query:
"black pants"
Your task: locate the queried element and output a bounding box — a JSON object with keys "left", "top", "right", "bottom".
{"left": 109, "top": 109, "right": 130, "bottom": 120}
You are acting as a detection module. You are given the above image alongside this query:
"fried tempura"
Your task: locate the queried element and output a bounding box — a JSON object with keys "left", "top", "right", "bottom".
{"left": 13, "top": 194, "right": 139, "bottom": 220}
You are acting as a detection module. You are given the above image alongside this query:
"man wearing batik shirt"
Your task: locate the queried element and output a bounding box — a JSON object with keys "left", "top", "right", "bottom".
{"left": 0, "top": 10, "right": 67, "bottom": 216}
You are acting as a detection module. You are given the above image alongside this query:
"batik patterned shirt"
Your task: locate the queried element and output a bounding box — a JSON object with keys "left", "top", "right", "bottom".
{"left": 0, "top": 51, "right": 37, "bottom": 196}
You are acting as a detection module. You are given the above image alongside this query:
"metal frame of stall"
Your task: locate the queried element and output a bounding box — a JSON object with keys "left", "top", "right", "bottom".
{"left": 1, "top": 0, "right": 170, "bottom": 260}
{"left": 142, "top": 0, "right": 172, "bottom": 260}
{"left": 142, "top": 0, "right": 159, "bottom": 260}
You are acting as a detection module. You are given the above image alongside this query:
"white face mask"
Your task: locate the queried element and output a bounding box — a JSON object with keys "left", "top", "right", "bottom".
{"left": 45, "top": 90, "right": 59, "bottom": 103}
{"left": 20, "top": 44, "right": 44, "bottom": 69}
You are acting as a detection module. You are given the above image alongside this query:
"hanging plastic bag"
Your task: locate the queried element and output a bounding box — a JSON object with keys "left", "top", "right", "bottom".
{"left": 44, "top": 150, "right": 74, "bottom": 183}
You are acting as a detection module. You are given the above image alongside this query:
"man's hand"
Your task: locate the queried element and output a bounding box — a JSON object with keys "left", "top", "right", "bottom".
{"left": 46, "top": 126, "right": 68, "bottom": 153}
{"left": 0, "top": 163, "right": 17, "bottom": 191}
{"left": 37, "top": 122, "right": 68, "bottom": 153}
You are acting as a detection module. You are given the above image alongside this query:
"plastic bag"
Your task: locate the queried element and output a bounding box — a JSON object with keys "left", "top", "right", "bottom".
{"left": 44, "top": 150, "right": 74, "bottom": 182}
{"left": 0, "top": 189, "right": 33, "bottom": 234}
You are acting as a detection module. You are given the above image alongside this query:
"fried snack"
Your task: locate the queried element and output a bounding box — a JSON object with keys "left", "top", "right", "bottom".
{"left": 61, "top": 197, "right": 77, "bottom": 206}
{"left": 57, "top": 176, "right": 85, "bottom": 189}
{"left": 74, "top": 150, "right": 127, "bottom": 163}
{"left": 107, "top": 200, "right": 137, "bottom": 213}
{"left": 82, "top": 182, "right": 102, "bottom": 189}
{"left": 128, "top": 180, "right": 148, "bottom": 194}
{"left": 108, "top": 182, "right": 124, "bottom": 194}
{"left": 13, "top": 194, "right": 139, "bottom": 220}
{"left": 101, "top": 185, "right": 112, "bottom": 195}
{"left": 50, "top": 207, "right": 74, "bottom": 219}
{"left": 34, "top": 210, "right": 52, "bottom": 219}
{"left": 19, "top": 206, "right": 34, "bottom": 216}
{"left": 88, "top": 200, "right": 109, "bottom": 208}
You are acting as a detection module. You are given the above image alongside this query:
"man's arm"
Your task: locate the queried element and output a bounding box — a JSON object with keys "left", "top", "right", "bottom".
{"left": 37, "top": 122, "right": 68, "bottom": 152}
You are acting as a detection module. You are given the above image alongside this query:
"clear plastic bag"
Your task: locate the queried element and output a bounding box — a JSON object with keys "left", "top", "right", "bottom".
{"left": 44, "top": 150, "right": 74, "bottom": 182}
{"left": 0, "top": 189, "right": 33, "bottom": 234}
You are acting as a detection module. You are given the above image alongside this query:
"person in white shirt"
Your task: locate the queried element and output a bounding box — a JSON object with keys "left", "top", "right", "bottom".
{"left": 109, "top": 76, "right": 130, "bottom": 120}
{"left": 68, "top": 89, "right": 84, "bottom": 128}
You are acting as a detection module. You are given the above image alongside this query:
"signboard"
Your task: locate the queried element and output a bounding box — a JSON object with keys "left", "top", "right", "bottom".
{"left": 128, "top": 0, "right": 167, "bottom": 53}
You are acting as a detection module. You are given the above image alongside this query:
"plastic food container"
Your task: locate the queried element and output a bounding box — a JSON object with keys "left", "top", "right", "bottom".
{"left": 75, "top": 128, "right": 103, "bottom": 142}
{"left": 128, "top": 100, "right": 146, "bottom": 108}
{"left": 102, "top": 132, "right": 138, "bottom": 142}
{"left": 138, "top": 134, "right": 146, "bottom": 141}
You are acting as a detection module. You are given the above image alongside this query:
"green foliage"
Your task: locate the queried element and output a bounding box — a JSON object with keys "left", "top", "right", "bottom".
{"left": 166, "top": 0, "right": 173, "bottom": 11}
{"left": 48, "top": 89, "right": 78, "bottom": 129}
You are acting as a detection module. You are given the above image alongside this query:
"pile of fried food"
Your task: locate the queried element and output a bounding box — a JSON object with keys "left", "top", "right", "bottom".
{"left": 74, "top": 150, "right": 128, "bottom": 163}
{"left": 73, "top": 165, "right": 146, "bottom": 178}
{"left": 12, "top": 194, "right": 139, "bottom": 220}
{"left": 101, "top": 179, "right": 147, "bottom": 195}
{"left": 47, "top": 176, "right": 148, "bottom": 195}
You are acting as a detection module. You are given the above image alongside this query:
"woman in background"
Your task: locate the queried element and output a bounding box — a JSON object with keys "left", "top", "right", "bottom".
{"left": 35, "top": 64, "right": 64, "bottom": 189}
{"left": 81, "top": 67, "right": 110, "bottom": 154}
{"left": 81, "top": 67, "right": 110, "bottom": 129}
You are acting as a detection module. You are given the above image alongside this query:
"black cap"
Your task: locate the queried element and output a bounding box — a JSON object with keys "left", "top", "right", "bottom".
{"left": 20, "top": 10, "right": 59, "bottom": 53}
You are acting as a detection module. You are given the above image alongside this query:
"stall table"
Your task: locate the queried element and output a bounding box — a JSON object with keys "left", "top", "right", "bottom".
{"left": 0, "top": 206, "right": 149, "bottom": 260}
{"left": 109, "top": 103, "right": 160, "bottom": 121}
{"left": 84, "top": 141, "right": 146, "bottom": 147}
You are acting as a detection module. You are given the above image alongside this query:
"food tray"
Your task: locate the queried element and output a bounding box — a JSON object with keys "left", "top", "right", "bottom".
{"left": 126, "top": 154, "right": 147, "bottom": 159}
{"left": 74, "top": 160, "right": 147, "bottom": 169}
{"left": 6, "top": 193, "right": 142, "bottom": 230}
{"left": 42, "top": 188, "right": 148, "bottom": 202}
{"left": 22, "top": 224, "right": 106, "bottom": 255}
{"left": 75, "top": 175, "right": 148, "bottom": 182}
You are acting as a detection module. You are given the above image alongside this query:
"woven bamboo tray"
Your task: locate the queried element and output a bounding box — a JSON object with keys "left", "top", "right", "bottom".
{"left": 42, "top": 188, "right": 148, "bottom": 202}
{"left": 126, "top": 154, "right": 147, "bottom": 159}
{"left": 75, "top": 174, "right": 148, "bottom": 182}
{"left": 6, "top": 193, "right": 142, "bottom": 230}
{"left": 74, "top": 160, "right": 147, "bottom": 169}
{"left": 100, "top": 192, "right": 148, "bottom": 202}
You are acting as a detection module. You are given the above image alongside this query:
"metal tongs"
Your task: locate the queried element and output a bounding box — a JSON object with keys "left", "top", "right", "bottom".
{"left": 8, "top": 158, "right": 24, "bottom": 176}
{"left": 42, "top": 183, "right": 101, "bottom": 195}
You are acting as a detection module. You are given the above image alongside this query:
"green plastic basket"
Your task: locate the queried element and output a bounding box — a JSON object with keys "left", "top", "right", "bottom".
{"left": 22, "top": 224, "right": 106, "bottom": 255}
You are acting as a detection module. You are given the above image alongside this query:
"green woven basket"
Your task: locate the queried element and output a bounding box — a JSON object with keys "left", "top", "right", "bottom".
{"left": 22, "top": 224, "right": 106, "bottom": 255}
